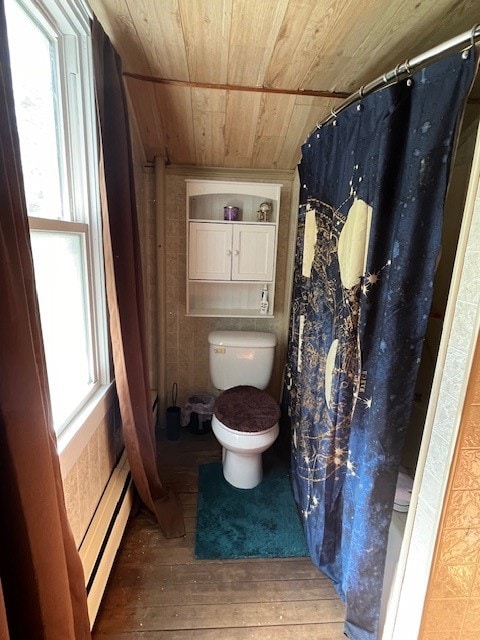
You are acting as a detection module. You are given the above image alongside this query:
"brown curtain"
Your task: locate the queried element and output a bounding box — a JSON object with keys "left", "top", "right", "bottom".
{"left": 0, "top": 3, "right": 91, "bottom": 638}
{"left": 91, "top": 18, "right": 185, "bottom": 539}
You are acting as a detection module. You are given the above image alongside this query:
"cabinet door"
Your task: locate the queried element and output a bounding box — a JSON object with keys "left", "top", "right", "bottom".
{"left": 231, "top": 224, "right": 275, "bottom": 281}
{"left": 188, "top": 222, "right": 232, "bottom": 280}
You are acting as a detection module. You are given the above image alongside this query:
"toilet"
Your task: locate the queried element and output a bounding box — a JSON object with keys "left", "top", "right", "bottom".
{"left": 208, "top": 330, "right": 280, "bottom": 489}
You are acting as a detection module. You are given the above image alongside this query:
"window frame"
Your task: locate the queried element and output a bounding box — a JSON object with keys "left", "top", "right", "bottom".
{"left": 6, "top": 0, "right": 111, "bottom": 448}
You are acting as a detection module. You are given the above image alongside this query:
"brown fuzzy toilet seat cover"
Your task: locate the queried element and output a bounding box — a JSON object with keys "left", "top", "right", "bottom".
{"left": 214, "top": 385, "right": 280, "bottom": 433}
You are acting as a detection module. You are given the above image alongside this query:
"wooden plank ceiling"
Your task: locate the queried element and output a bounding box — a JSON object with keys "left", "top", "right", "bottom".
{"left": 88, "top": 0, "right": 479, "bottom": 170}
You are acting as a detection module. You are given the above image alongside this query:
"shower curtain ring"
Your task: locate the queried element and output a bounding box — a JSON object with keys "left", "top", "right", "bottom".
{"left": 461, "top": 25, "right": 478, "bottom": 59}
{"left": 470, "top": 23, "right": 480, "bottom": 48}
{"left": 393, "top": 63, "right": 402, "bottom": 83}
{"left": 331, "top": 108, "right": 338, "bottom": 125}
{"left": 356, "top": 86, "right": 365, "bottom": 112}
{"left": 403, "top": 59, "right": 413, "bottom": 85}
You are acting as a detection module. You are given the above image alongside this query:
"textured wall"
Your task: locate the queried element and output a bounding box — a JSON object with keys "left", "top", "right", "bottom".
{"left": 162, "top": 168, "right": 296, "bottom": 411}
{"left": 420, "top": 336, "right": 480, "bottom": 638}
{"left": 62, "top": 398, "right": 123, "bottom": 547}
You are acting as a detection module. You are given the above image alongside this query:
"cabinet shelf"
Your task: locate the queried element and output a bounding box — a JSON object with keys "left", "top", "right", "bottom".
{"left": 188, "top": 279, "right": 274, "bottom": 285}
{"left": 186, "top": 179, "right": 281, "bottom": 318}
{"left": 187, "top": 308, "right": 275, "bottom": 319}
{"left": 191, "top": 218, "right": 275, "bottom": 225}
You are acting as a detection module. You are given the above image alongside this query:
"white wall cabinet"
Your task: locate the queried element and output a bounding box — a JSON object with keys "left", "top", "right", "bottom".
{"left": 189, "top": 222, "right": 275, "bottom": 282}
{"left": 188, "top": 222, "right": 232, "bottom": 281}
{"left": 186, "top": 179, "right": 281, "bottom": 317}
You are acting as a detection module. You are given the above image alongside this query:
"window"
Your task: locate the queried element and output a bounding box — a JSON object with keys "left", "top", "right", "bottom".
{"left": 5, "top": 0, "right": 110, "bottom": 435}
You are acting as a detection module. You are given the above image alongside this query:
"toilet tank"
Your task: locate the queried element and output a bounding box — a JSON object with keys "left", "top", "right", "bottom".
{"left": 208, "top": 330, "right": 277, "bottom": 391}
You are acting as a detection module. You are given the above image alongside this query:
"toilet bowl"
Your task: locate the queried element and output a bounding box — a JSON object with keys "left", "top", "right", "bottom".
{"left": 208, "top": 331, "right": 280, "bottom": 489}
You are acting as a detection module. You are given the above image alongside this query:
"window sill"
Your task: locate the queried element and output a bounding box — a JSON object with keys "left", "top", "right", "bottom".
{"left": 58, "top": 382, "right": 116, "bottom": 479}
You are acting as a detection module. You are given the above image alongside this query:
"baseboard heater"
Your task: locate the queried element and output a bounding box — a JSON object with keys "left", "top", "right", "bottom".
{"left": 78, "top": 450, "right": 134, "bottom": 627}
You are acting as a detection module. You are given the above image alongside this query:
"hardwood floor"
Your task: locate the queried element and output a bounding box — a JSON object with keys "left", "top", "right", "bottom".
{"left": 93, "top": 429, "right": 346, "bottom": 639}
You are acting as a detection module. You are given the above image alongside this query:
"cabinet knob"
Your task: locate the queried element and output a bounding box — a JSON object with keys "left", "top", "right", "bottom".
{"left": 234, "top": 249, "right": 240, "bottom": 255}
{"left": 226, "top": 249, "right": 232, "bottom": 255}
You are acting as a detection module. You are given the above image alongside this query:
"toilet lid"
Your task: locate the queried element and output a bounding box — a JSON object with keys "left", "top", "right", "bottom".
{"left": 214, "top": 385, "right": 280, "bottom": 433}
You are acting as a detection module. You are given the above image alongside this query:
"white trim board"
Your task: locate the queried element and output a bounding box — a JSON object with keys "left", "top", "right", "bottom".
{"left": 78, "top": 450, "right": 134, "bottom": 627}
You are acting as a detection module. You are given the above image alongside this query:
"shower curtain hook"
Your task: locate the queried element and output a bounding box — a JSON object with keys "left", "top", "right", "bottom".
{"left": 331, "top": 107, "right": 338, "bottom": 125}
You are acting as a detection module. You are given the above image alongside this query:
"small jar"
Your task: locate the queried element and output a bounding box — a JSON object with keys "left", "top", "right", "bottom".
{"left": 224, "top": 206, "right": 240, "bottom": 221}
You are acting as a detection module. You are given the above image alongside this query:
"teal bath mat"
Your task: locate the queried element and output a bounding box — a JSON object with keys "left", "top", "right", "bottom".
{"left": 195, "top": 460, "right": 309, "bottom": 559}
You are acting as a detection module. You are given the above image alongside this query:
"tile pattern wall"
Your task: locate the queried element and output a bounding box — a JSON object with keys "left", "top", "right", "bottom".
{"left": 420, "top": 337, "right": 480, "bottom": 639}
{"left": 163, "top": 170, "right": 295, "bottom": 410}
{"left": 62, "top": 398, "right": 123, "bottom": 547}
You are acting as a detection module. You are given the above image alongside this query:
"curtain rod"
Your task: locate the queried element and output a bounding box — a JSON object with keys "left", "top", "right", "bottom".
{"left": 314, "top": 24, "right": 480, "bottom": 131}
{"left": 122, "top": 72, "right": 350, "bottom": 100}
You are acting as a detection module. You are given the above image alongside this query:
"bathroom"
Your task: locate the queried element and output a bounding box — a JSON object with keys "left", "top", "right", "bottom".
{"left": 3, "top": 0, "right": 479, "bottom": 638}
{"left": 134, "top": 93, "right": 480, "bottom": 638}
{"left": 91, "top": 13, "right": 480, "bottom": 638}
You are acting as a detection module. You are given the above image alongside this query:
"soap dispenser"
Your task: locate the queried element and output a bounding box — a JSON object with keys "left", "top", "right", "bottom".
{"left": 260, "top": 284, "right": 269, "bottom": 315}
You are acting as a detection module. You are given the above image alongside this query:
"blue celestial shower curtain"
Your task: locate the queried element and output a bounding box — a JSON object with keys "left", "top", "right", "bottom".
{"left": 284, "top": 50, "right": 477, "bottom": 640}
